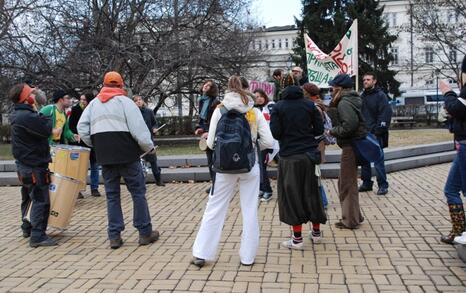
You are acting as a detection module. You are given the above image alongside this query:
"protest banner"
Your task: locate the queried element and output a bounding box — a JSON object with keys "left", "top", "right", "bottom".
{"left": 249, "top": 80, "right": 275, "bottom": 97}
{"left": 304, "top": 20, "right": 358, "bottom": 88}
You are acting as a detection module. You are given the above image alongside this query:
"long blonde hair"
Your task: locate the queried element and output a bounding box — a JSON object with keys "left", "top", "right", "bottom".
{"left": 227, "top": 75, "right": 250, "bottom": 105}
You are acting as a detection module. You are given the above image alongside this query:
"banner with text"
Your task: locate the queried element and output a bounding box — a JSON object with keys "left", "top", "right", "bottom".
{"left": 305, "top": 19, "right": 358, "bottom": 87}
{"left": 249, "top": 80, "right": 276, "bottom": 98}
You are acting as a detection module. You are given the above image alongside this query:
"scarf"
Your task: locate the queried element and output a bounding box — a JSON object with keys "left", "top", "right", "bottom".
{"left": 199, "top": 95, "right": 212, "bottom": 120}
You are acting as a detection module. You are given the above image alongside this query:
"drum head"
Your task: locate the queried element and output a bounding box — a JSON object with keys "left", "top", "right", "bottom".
{"left": 199, "top": 138, "right": 207, "bottom": 151}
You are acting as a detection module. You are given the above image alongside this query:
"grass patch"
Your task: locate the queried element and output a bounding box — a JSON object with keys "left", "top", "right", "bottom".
{"left": 0, "top": 128, "right": 453, "bottom": 160}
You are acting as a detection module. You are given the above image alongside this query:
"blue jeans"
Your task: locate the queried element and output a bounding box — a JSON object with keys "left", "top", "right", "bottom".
{"left": 90, "top": 161, "right": 99, "bottom": 190}
{"left": 320, "top": 185, "right": 328, "bottom": 208}
{"left": 361, "top": 149, "right": 388, "bottom": 189}
{"left": 444, "top": 143, "right": 466, "bottom": 205}
{"left": 101, "top": 161, "right": 152, "bottom": 240}
{"left": 16, "top": 162, "right": 50, "bottom": 242}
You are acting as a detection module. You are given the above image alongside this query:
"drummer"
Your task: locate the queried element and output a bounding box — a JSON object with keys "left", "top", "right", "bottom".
{"left": 9, "top": 83, "right": 57, "bottom": 247}
{"left": 40, "top": 90, "right": 79, "bottom": 145}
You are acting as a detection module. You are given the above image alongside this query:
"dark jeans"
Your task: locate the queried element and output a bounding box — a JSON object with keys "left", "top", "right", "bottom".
{"left": 144, "top": 153, "right": 161, "bottom": 180}
{"left": 260, "top": 150, "right": 272, "bottom": 193}
{"left": 16, "top": 162, "right": 50, "bottom": 242}
{"left": 444, "top": 143, "right": 466, "bottom": 205}
{"left": 361, "top": 148, "right": 388, "bottom": 189}
{"left": 102, "top": 161, "right": 152, "bottom": 240}
{"left": 206, "top": 149, "right": 216, "bottom": 183}
{"left": 90, "top": 160, "right": 100, "bottom": 190}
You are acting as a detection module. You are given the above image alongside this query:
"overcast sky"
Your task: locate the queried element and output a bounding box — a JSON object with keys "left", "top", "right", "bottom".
{"left": 252, "top": 0, "right": 302, "bottom": 27}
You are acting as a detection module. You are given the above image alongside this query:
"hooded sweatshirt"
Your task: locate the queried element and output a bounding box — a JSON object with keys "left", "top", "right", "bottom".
{"left": 77, "top": 87, "right": 153, "bottom": 165}
{"left": 206, "top": 91, "right": 274, "bottom": 153}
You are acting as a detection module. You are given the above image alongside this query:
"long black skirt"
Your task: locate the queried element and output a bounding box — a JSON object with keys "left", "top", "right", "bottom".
{"left": 277, "top": 153, "right": 327, "bottom": 226}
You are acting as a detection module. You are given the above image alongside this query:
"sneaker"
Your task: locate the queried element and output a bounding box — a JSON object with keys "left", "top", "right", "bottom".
{"left": 109, "top": 238, "right": 123, "bottom": 249}
{"left": 377, "top": 187, "right": 388, "bottom": 195}
{"left": 139, "top": 230, "right": 160, "bottom": 245}
{"left": 280, "top": 239, "right": 304, "bottom": 250}
{"left": 309, "top": 230, "right": 322, "bottom": 244}
{"left": 77, "top": 192, "right": 84, "bottom": 199}
{"left": 358, "top": 184, "right": 373, "bottom": 192}
{"left": 155, "top": 177, "right": 165, "bottom": 187}
{"left": 260, "top": 192, "right": 272, "bottom": 202}
{"left": 22, "top": 230, "right": 31, "bottom": 238}
{"left": 91, "top": 189, "right": 101, "bottom": 197}
{"left": 30, "top": 237, "right": 58, "bottom": 248}
{"left": 335, "top": 221, "right": 356, "bottom": 230}
{"left": 190, "top": 257, "right": 206, "bottom": 268}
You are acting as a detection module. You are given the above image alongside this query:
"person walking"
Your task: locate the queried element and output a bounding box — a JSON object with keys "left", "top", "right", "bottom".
{"left": 194, "top": 80, "right": 220, "bottom": 193}
{"left": 438, "top": 72, "right": 466, "bottom": 244}
{"left": 40, "top": 90, "right": 79, "bottom": 145}
{"left": 327, "top": 74, "right": 367, "bottom": 229}
{"left": 253, "top": 88, "right": 277, "bottom": 202}
{"left": 358, "top": 72, "right": 392, "bottom": 195}
{"left": 68, "top": 92, "right": 102, "bottom": 197}
{"left": 78, "top": 71, "right": 159, "bottom": 249}
{"left": 191, "top": 76, "right": 274, "bottom": 268}
{"left": 270, "top": 83, "right": 326, "bottom": 249}
{"left": 9, "top": 83, "right": 57, "bottom": 247}
{"left": 133, "top": 95, "right": 165, "bottom": 186}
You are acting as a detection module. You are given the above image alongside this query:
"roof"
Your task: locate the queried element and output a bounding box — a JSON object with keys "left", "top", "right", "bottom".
{"left": 263, "top": 25, "right": 297, "bottom": 32}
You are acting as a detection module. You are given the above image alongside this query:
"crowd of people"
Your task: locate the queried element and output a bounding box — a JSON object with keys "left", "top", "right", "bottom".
{"left": 7, "top": 55, "right": 466, "bottom": 268}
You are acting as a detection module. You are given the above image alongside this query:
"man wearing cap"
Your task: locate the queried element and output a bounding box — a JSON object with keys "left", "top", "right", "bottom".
{"left": 327, "top": 74, "right": 367, "bottom": 229}
{"left": 78, "top": 71, "right": 159, "bottom": 249}
{"left": 291, "top": 66, "right": 308, "bottom": 86}
{"left": 40, "top": 90, "right": 79, "bottom": 145}
{"left": 9, "top": 83, "right": 57, "bottom": 247}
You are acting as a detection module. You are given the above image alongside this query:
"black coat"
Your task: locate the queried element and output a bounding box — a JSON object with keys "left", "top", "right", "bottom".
{"left": 140, "top": 107, "right": 157, "bottom": 138}
{"left": 270, "top": 86, "right": 324, "bottom": 157}
{"left": 445, "top": 87, "right": 466, "bottom": 142}
{"left": 361, "top": 87, "right": 392, "bottom": 148}
{"left": 10, "top": 104, "right": 52, "bottom": 167}
{"left": 68, "top": 104, "right": 83, "bottom": 135}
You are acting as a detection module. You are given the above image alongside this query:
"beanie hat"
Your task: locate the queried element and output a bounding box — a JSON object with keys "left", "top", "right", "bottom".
{"left": 103, "top": 71, "right": 124, "bottom": 87}
{"left": 281, "top": 72, "right": 299, "bottom": 88}
{"left": 328, "top": 74, "right": 353, "bottom": 89}
{"left": 52, "top": 89, "right": 66, "bottom": 102}
{"left": 302, "top": 82, "right": 320, "bottom": 96}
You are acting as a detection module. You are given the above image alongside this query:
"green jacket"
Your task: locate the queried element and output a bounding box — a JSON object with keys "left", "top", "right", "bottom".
{"left": 40, "top": 104, "right": 75, "bottom": 144}
{"left": 328, "top": 90, "right": 367, "bottom": 147}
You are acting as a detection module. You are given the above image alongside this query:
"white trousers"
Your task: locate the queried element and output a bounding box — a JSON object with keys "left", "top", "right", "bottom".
{"left": 193, "top": 163, "right": 260, "bottom": 264}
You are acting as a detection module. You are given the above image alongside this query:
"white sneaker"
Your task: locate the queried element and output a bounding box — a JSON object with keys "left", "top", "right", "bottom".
{"left": 281, "top": 239, "right": 304, "bottom": 250}
{"left": 309, "top": 230, "right": 322, "bottom": 244}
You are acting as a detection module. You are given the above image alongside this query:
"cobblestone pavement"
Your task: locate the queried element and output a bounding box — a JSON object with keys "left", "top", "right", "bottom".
{"left": 0, "top": 163, "right": 465, "bottom": 292}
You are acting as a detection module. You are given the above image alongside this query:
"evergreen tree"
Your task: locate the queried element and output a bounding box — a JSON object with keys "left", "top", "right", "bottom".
{"left": 294, "top": 0, "right": 400, "bottom": 96}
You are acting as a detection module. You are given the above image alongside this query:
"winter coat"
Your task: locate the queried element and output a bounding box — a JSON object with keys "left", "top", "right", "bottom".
{"left": 10, "top": 104, "right": 52, "bottom": 167}
{"left": 140, "top": 106, "right": 157, "bottom": 139}
{"left": 270, "top": 85, "right": 324, "bottom": 157}
{"left": 206, "top": 91, "right": 274, "bottom": 151}
{"left": 77, "top": 87, "right": 154, "bottom": 166}
{"left": 68, "top": 104, "right": 84, "bottom": 135}
{"left": 328, "top": 89, "right": 367, "bottom": 147}
{"left": 40, "top": 104, "right": 75, "bottom": 144}
{"left": 361, "top": 87, "right": 392, "bottom": 148}
{"left": 444, "top": 87, "right": 466, "bottom": 142}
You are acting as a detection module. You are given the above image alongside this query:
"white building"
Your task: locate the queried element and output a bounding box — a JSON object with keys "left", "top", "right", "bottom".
{"left": 381, "top": 0, "right": 463, "bottom": 92}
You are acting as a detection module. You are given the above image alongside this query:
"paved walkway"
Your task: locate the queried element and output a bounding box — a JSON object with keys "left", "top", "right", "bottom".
{"left": 0, "top": 163, "right": 465, "bottom": 292}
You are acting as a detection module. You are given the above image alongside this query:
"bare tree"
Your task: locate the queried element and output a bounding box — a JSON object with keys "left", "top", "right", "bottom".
{"left": 408, "top": 0, "right": 466, "bottom": 86}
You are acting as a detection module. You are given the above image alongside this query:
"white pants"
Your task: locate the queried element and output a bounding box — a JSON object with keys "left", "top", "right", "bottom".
{"left": 193, "top": 163, "right": 260, "bottom": 264}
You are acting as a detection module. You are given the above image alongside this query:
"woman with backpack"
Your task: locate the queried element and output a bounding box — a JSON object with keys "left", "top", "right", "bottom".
{"left": 253, "top": 88, "right": 278, "bottom": 202}
{"left": 270, "top": 77, "right": 327, "bottom": 249}
{"left": 191, "top": 76, "right": 274, "bottom": 268}
{"left": 303, "top": 83, "right": 336, "bottom": 210}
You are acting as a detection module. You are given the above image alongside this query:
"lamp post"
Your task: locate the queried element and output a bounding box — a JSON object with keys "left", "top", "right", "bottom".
{"left": 435, "top": 68, "right": 440, "bottom": 114}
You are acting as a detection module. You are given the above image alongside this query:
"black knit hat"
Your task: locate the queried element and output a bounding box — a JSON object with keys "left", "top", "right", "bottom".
{"left": 328, "top": 74, "right": 353, "bottom": 89}
{"left": 52, "top": 89, "right": 66, "bottom": 102}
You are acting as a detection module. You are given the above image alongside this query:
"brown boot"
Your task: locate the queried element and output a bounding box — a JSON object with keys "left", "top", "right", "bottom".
{"left": 441, "top": 204, "right": 465, "bottom": 245}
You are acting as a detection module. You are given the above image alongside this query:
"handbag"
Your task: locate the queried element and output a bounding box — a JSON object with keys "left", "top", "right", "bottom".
{"left": 351, "top": 133, "right": 383, "bottom": 165}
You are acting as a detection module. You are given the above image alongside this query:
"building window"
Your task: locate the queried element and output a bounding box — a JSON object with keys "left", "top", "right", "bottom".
{"left": 426, "top": 79, "right": 434, "bottom": 86}
{"left": 391, "top": 47, "right": 399, "bottom": 65}
{"left": 265, "top": 40, "right": 269, "bottom": 49}
{"left": 449, "top": 48, "right": 457, "bottom": 61}
{"left": 391, "top": 13, "right": 397, "bottom": 27}
{"left": 278, "top": 39, "right": 282, "bottom": 48}
{"left": 384, "top": 12, "right": 398, "bottom": 27}
{"left": 425, "top": 47, "right": 434, "bottom": 64}
{"left": 272, "top": 39, "right": 275, "bottom": 49}
{"left": 285, "top": 38, "right": 289, "bottom": 48}
{"left": 258, "top": 41, "right": 262, "bottom": 50}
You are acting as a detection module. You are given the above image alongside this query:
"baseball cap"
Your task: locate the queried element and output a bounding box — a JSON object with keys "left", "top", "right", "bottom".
{"left": 103, "top": 71, "right": 124, "bottom": 87}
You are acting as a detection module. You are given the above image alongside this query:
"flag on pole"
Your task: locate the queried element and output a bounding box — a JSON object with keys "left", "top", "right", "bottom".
{"left": 305, "top": 19, "right": 358, "bottom": 87}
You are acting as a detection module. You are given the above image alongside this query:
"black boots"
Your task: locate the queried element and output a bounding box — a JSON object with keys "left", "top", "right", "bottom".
{"left": 441, "top": 204, "right": 465, "bottom": 244}
{"left": 155, "top": 174, "right": 165, "bottom": 186}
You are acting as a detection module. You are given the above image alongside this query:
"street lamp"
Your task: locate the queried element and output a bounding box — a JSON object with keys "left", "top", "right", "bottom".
{"left": 435, "top": 68, "right": 441, "bottom": 114}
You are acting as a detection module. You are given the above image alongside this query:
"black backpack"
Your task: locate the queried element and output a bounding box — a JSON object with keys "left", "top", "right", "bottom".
{"left": 212, "top": 107, "right": 255, "bottom": 174}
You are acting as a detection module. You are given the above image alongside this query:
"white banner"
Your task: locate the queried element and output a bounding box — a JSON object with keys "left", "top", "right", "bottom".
{"left": 305, "top": 20, "right": 358, "bottom": 87}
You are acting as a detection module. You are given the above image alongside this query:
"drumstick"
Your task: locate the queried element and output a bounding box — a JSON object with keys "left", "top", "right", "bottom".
{"left": 155, "top": 124, "right": 166, "bottom": 132}
{"left": 140, "top": 145, "right": 158, "bottom": 158}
